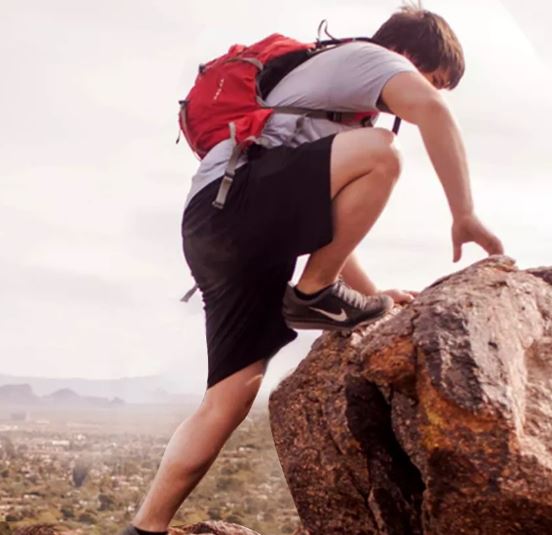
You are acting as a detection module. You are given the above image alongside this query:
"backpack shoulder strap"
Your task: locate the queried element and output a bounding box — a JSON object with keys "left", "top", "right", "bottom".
{"left": 258, "top": 48, "right": 316, "bottom": 100}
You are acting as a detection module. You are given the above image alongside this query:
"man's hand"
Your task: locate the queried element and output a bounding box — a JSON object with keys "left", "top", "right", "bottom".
{"left": 381, "top": 288, "right": 418, "bottom": 304}
{"left": 451, "top": 213, "right": 504, "bottom": 262}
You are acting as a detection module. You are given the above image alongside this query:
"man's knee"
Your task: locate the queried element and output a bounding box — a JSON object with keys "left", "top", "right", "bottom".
{"left": 369, "top": 128, "right": 402, "bottom": 184}
{"left": 202, "top": 391, "right": 256, "bottom": 428}
{"left": 330, "top": 127, "right": 402, "bottom": 197}
{"left": 202, "top": 365, "right": 265, "bottom": 425}
{"left": 377, "top": 143, "right": 402, "bottom": 187}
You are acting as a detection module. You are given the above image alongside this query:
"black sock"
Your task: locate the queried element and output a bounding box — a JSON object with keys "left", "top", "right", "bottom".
{"left": 133, "top": 527, "right": 168, "bottom": 535}
{"left": 294, "top": 283, "right": 334, "bottom": 301}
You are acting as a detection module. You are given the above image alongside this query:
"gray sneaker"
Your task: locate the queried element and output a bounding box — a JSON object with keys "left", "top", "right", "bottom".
{"left": 282, "top": 279, "right": 394, "bottom": 331}
{"left": 118, "top": 526, "right": 168, "bottom": 535}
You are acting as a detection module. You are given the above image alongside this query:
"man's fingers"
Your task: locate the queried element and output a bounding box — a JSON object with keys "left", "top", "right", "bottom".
{"left": 490, "top": 236, "right": 505, "bottom": 255}
{"left": 452, "top": 217, "right": 504, "bottom": 263}
{"left": 482, "top": 234, "right": 505, "bottom": 256}
{"left": 382, "top": 289, "right": 416, "bottom": 304}
{"left": 397, "top": 290, "right": 416, "bottom": 303}
{"left": 453, "top": 241, "right": 462, "bottom": 263}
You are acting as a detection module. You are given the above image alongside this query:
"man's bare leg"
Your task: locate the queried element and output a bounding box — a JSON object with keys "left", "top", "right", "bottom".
{"left": 296, "top": 127, "right": 402, "bottom": 294}
{"left": 130, "top": 359, "right": 267, "bottom": 532}
{"left": 130, "top": 127, "right": 401, "bottom": 531}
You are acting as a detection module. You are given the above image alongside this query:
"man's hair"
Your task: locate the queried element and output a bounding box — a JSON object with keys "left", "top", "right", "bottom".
{"left": 372, "top": 2, "right": 465, "bottom": 89}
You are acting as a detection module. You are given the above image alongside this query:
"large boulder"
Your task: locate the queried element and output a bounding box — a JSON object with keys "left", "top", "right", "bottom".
{"left": 269, "top": 256, "right": 552, "bottom": 535}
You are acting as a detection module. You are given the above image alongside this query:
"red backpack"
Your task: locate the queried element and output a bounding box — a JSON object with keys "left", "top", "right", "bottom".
{"left": 177, "top": 25, "right": 402, "bottom": 212}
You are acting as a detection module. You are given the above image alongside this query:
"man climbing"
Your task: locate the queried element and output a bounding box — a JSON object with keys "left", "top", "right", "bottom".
{"left": 120, "top": 4, "right": 504, "bottom": 534}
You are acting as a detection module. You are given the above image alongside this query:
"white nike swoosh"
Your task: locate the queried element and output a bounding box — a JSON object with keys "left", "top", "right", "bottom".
{"left": 309, "top": 306, "right": 348, "bottom": 322}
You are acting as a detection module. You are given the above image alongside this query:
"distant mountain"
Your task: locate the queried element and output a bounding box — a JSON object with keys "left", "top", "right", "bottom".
{"left": 0, "top": 373, "right": 201, "bottom": 405}
{"left": 0, "top": 383, "right": 40, "bottom": 405}
{"left": 45, "top": 387, "right": 80, "bottom": 402}
{"left": 0, "top": 383, "right": 125, "bottom": 408}
{"left": 43, "top": 388, "right": 125, "bottom": 408}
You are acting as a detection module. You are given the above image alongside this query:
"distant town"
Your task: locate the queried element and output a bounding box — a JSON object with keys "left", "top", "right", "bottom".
{"left": 0, "top": 380, "right": 300, "bottom": 534}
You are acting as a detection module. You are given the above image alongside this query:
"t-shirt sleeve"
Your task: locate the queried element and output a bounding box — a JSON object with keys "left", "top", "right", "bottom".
{"left": 327, "top": 42, "right": 418, "bottom": 111}
{"left": 264, "top": 42, "right": 418, "bottom": 114}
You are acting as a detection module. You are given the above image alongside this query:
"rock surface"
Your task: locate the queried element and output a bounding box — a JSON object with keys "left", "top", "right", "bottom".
{"left": 269, "top": 256, "right": 552, "bottom": 535}
{"left": 12, "top": 522, "right": 260, "bottom": 535}
{"left": 12, "top": 527, "right": 75, "bottom": 535}
{"left": 169, "top": 521, "right": 261, "bottom": 534}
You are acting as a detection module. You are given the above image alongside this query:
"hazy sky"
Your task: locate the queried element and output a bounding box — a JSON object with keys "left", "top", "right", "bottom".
{"left": 1, "top": 0, "right": 551, "bottom": 398}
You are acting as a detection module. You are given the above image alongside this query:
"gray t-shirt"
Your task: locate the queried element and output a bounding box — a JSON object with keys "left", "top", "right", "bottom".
{"left": 183, "top": 41, "right": 417, "bottom": 210}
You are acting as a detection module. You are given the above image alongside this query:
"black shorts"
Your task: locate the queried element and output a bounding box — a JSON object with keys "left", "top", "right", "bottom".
{"left": 181, "top": 134, "right": 336, "bottom": 389}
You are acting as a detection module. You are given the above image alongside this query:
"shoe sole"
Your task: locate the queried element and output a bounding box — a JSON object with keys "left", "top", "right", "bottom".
{"left": 283, "top": 306, "right": 391, "bottom": 331}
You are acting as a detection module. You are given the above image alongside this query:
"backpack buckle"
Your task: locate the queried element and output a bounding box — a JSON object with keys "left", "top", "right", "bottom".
{"left": 212, "top": 172, "right": 235, "bottom": 210}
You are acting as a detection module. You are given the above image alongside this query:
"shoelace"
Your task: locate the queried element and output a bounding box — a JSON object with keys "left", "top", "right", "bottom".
{"left": 334, "top": 279, "right": 373, "bottom": 309}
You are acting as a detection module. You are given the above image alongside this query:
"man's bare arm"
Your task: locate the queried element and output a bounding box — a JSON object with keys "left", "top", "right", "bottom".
{"left": 379, "top": 72, "right": 503, "bottom": 261}
{"left": 340, "top": 252, "right": 416, "bottom": 303}
{"left": 340, "top": 252, "right": 378, "bottom": 295}
{"left": 381, "top": 71, "right": 473, "bottom": 217}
